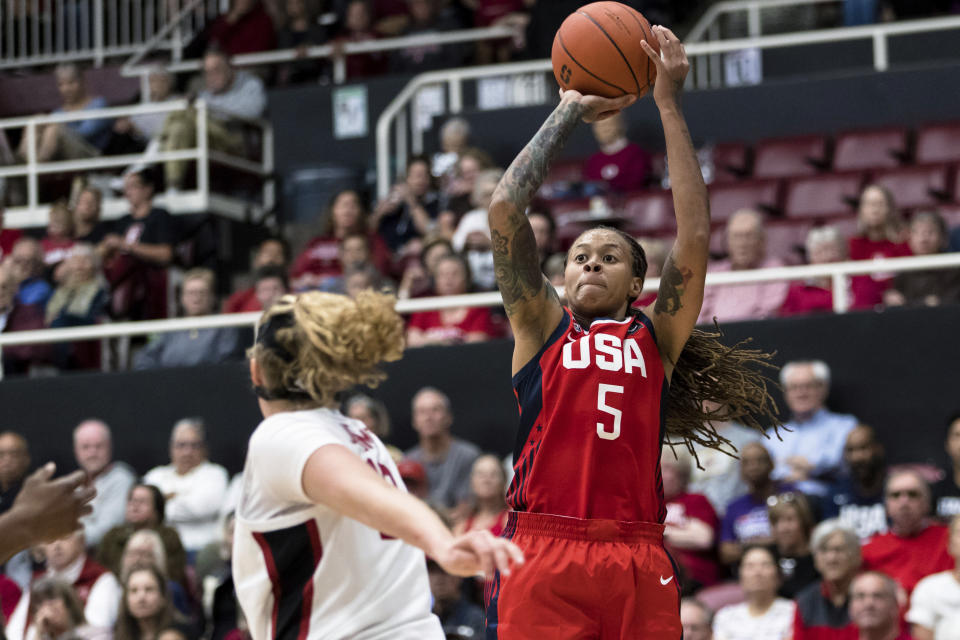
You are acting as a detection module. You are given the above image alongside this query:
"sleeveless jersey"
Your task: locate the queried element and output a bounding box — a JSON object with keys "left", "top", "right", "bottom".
{"left": 507, "top": 308, "right": 668, "bottom": 523}
{"left": 233, "top": 407, "right": 443, "bottom": 640}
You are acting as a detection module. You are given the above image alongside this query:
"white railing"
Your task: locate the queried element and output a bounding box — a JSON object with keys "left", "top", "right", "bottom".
{"left": 0, "top": 98, "right": 274, "bottom": 228}
{"left": 2, "top": 253, "right": 958, "bottom": 350}
{"left": 0, "top": 0, "right": 218, "bottom": 68}
{"left": 375, "top": 13, "right": 960, "bottom": 194}
{"left": 687, "top": 0, "right": 842, "bottom": 43}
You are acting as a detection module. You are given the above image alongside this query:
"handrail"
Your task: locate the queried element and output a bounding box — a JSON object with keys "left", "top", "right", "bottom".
{"left": 687, "top": 0, "right": 841, "bottom": 43}
{"left": 2, "top": 253, "right": 958, "bottom": 347}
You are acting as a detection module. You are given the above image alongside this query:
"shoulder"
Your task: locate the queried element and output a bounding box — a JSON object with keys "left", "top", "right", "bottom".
{"left": 773, "top": 598, "right": 796, "bottom": 613}
{"left": 200, "top": 461, "right": 229, "bottom": 479}
{"left": 913, "top": 571, "right": 952, "bottom": 596}
{"left": 794, "top": 580, "right": 822, "bottom": 606}
{"left": 143, "top": 465, "right": 172, "bottom": 481}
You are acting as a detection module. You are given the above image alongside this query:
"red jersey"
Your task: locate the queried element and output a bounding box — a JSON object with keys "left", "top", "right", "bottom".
{"left": 508, "top": 309, "right": 667, "bottom": 523}
{"left": 847, "top": 236, "right": 911, "bottom": 309}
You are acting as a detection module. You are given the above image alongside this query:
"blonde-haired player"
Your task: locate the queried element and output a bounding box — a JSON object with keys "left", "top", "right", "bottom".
{"left": 233, "top": 291, "right": 524, "bottom": 640}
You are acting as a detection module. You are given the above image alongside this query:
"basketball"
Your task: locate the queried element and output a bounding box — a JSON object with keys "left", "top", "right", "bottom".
{"left": 551, "top": 1, "right": 660, "bottom": 99}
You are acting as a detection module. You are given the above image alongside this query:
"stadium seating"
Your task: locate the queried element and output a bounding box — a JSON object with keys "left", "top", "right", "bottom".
{"left": 915, "top": 121, "right": 960, "bottom": 164}
{"left": 708, "top": 179, "right": 782, "bottom": 222}
{"left": 832, "top": 127, "right": 909, "bottom": 171}
{"left": 783, "top": 172, "right": 865, "bottom": 219}
{"left": 621, "top": 189, "right": 675, "bottom": 234}
{"left": 870, "top": 164, "right": 951, "bottom": 209}
{"left": 711, "top": 142, "right": 751, "bottom": 183}
{"left": 753, "top": 135, "right": 830, "bottom": 178}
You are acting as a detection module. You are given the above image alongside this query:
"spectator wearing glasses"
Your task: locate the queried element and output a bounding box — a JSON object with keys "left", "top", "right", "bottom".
{"left": 861, "top": 469, "right": 952, "bottom": 595}
{"left": 143, "top": 419, "right": 229, "bottom": 555}
{"left": 792, "top": 520, "right": 860, "bottom": 640}
{"left": 906, "top": 514, "right": 960, "bottom": 640}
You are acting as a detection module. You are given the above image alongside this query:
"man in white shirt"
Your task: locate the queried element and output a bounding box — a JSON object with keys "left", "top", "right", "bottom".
{"left": 144, "top": 418, "right": 228, "bottom": 555}
{"left": 74, "top": 419, "right": 136, "bottom": 547}
{"left": 907, "top": 514, "right": 960, "bottom": 640}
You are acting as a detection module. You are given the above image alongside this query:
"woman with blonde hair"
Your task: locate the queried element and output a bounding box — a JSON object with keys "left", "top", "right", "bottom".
{"left": 233, "top": 291, "right": 523, "bottom": 640}
{"left": 848, "top": 184, "right": 910, "bottom": 309}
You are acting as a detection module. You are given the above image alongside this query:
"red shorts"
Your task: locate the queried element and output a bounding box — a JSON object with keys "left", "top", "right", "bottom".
{"left": 485, "top": 512, "right": 682, "bottom": 639}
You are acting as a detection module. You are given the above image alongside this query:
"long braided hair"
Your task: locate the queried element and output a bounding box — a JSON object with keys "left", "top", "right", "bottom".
{"left": 590, "top": 226, "right": 782, "bottom": 461}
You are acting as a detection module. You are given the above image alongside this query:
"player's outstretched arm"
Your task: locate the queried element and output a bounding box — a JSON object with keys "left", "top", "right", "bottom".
{"left": 490, "top": 90, "right": 636, "bottom": 370}
{"left": 302, "top": 444, "right": 524, "bottom": 578}
{"left": 0, "top": 463, "right": 96, "bottom": 565}
{"left": 641, "top": 26, "right": 710, "bottom": 377}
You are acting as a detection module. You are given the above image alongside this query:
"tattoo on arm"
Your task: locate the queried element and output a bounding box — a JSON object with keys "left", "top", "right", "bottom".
{"left": 654, "top": 255, "right": 694, "bottom": 316}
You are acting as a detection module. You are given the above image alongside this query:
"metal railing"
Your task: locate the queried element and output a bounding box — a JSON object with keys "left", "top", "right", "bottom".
{"left": 375, "top": 13, "right": 960, "bottom": 195}
{"left": 0, "top": 0, "right": 218, "bottom": 68}
{"left": 0, "top": 98, "right": 274, "bottom": 228}
{"left": 2, "top": 253, "right": 958, "bottom": 351}
{"left": 687, "top": 0, "right": 842, "bottom": 43}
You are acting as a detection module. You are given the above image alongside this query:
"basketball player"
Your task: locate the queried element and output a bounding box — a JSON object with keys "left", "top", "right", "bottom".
{"left": 485, "top": 26, "right": 705, "bottom": 637}
{"left": 232, "top": 291, "right": 524, "bottom": 640}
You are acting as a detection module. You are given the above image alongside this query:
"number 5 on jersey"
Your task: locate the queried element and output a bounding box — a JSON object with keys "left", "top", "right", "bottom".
{"left": 597, "top": 384, "right": 624, "bottom": 440}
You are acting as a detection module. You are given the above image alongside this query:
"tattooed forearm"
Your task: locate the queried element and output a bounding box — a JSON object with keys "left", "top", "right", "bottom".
{"left": 654, "top": 254, "right": 694, "bottom": 316}
{"left": 491, "top": 224, "right": 547, "bottom": 315}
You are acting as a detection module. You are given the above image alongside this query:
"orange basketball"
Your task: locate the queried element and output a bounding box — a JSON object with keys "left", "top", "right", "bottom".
{"left": 551, "top": 1, "right": 659, "bottom": 99}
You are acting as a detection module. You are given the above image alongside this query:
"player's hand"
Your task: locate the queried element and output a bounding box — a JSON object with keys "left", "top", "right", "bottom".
{"left": 560, "top": 89, "right": 637, "bottom": 123}
{"left": 434, "top": 530, "right": 525, "bottom": 579}
{"left": 11, "top": 463, "right": 95, "bottom": 544}
{"left": 641, "top": 25, "right": 690, "bottom": 108}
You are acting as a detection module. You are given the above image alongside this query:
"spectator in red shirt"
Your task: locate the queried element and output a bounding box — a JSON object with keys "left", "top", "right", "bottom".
{"left": 0, "top": 264, "right": 49, "bottom": 375}
{"left": 848, "top": 184, "right": 910, "bottom": 310}
{"left": 319, "top": 234, "right": 389, "bottom": 294}
{"left": 406, "top": 253, "right": 503, "bottom": 347}
{"left": 0, "top": 205, "right": 23, "bottom": 262}
{"left": 768, "top": 492, "right": 819, "bottom": 598}
{"left": 780, "top": 226, "right": 847, "bottom": 317}
{"left": 885, "top": 210, "right": 960, "bottom": 308}
{"left": 661, "top": 448, "right": 720, "bottom": 589}
{"left": 848, "top": 572, "right": 914, "bottom": 640}
{"left": 205, "top": 0, "right": 277, "bottom": 55}
{"left": 41, "top": 200, "right": 76, "bottom": 269}
{"left": 583, "top": 113, "right": 651, "bottom": 192}
{"left": 397, "top": 236, "right": 453, "bottom": 300}
{"left": 223, "top": 237, "right": 289, "bottom": 313}
{"left": 793, "top": 521, "right": 861, "bottom": 640}
{"left": 453, "top": 454, "right": 509, "bottom": 537}
{"left": 334, "top": 0, "right": 387, "bottom": 79}
{"left": 291, "top": 189, "right": 391, "bottom": 291}
{"left": 862, "top": 469, "right": 953, "bottom": 596}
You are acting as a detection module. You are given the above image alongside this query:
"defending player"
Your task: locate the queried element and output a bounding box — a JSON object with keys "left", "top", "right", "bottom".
{"left": 232, "top": 291, "right": 524, "bottom": 640}
{"left": 485, "top": 26, "right": 776, "bottom": 637}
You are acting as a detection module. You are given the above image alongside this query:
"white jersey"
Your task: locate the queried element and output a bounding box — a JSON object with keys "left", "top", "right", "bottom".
{"left": 233, "top": 408, "right": 443, "bottom": 640}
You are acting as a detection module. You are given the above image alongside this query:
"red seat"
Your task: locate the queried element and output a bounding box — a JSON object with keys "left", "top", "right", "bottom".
{"left": 708, "top": 179, "right": 782, "bottom": 222}
{"left": 821, "top": 214, "right": 861, "bottom": 242}
{"left": 766, "top": 220, "right": 814, "bottom": 264}
{"left": 547, "top": 197, "right": 592, "bottom": 223}
{"left": 783, "top": 172, "right": 865, "bottom": 219}
{"left": 871, "top": 164, "right": 951, "bottom": 209}
{"left": 915, "top": 122, "right": 960, "bottom": 164}
{"left": 711, "top": 142, "right": 751, "bottom": 182}
{"left": 621, "top": 190, "right": 675, "bottom": 233}
{"left": 833, "top": 127, "right": 909, "bottom": 171}
{"left": 753, "top": 135, "right": 829, "bottom": 178}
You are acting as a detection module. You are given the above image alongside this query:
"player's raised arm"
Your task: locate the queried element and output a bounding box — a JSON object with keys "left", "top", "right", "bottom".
{"left": 640, "top": 26, "right": 711, "bottom": 376}
{"left": 489, "top": 90, "right": 636, "bottom": 368}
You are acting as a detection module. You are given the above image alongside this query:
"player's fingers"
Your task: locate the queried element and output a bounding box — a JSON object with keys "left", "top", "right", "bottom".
{"left": 640, "top": 40, "right": 662, "bottom": 68}
{"left": 59, "top": 469, "right": 89, "bottom": 491}
{"left": 653, "top": 25, "right": 669, "bottom": 48}
{"left": 30, "top": 462, "right": 57, "bottom": 483}
{"left": 470, "top": 531, "right": 496, "bottom": 578}
{"left": 492, "top": 543, "right": 512, "bottom": 576}
{"left": 74, "top": 484, "right": 97, "bottom": 506}
{"left": 505, "top": 540, "right": 525, "bottom": 566}
{"left": 659, "top": 25, "right": 681, "bottom": 42}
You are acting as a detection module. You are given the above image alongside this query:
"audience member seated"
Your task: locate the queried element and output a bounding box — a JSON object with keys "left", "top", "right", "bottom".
{"left": 662, "top": 448, "right": 720, "bottom": 590}
{"left": 41, "top": 201, "right": 76, "bottom": 268}
{"left": 766, "top": 360, "right": 858, "bottom": 496}
{"left": 46, "top": 245, "right": 109, "bottom": 369}
{"left": 862, "top": 469, "right": 952, "bottom": 595}
{"left": 100, "top": 170, "right": 174, "bottom": 320}
{"left": 245, "top": 265, "right": 288, "bottom": 311}
{"left": 0, "top": 263, "right": 50, "bottom": 375}
{"left": 441, "top": 148, "right": 495, "bottom": 230}
{"left": 344, "top": 394, "right": 392, "bottom": 440}
{"left": 277, "top": 0, "right": 329, "bottom": 84}
{"left": 290, "top": 189, "right": 390, "bottom": 290}
{"left": 886, "top": 210, "right": 960, "bottom": 307}
{"left": 198, "top": 514, "right": 239, "bottom": 640}
{"left": 98, "top": 484, "right": 188, "bottom": 590}
{"left": 689, "top": 404, "right": 760, "bottom": 517}
{"left": 7, "top": 237, "right": 52, "bottom": 308}
{"left": 343, "top": 263, "right": 389, "bottom": 298}
{"left": 719, "top": 442, "right": 792, "bottom": 567}
{"left": 390, "top": 0, "right": 465, "bottom": 73}
{"left": 527, "top": 208, "right": 556, "bottom": 266}
{"left": 134, "top": 269, "right": 243, "bottom": 370}
{"left": 768, "top": 493, "right": 819, "bottom": 598}
{"left": 906, "top": 514, "right": 960, "bottom": 640}
{"left": 848, "top": 572, "right": 913, "bottom": 640}
{"left": 583, "top": 113, "right": 651, "bottom": 192}
{"left": 451, "top": 168, "right": 501, "bottom": 289}
{"left": 426, "top": 558, "right": 484, "bottom": 637}
{"left": 143, "top": 419, "right": 229, "bottom": 556}
{"left": 112, "top": 67, "right": 177, "bottom": 156}
{"left": 332, "top": 0, "right": 387, "bottom": 79}
{"left": 114, "top": 565, "right": 184, "bottom": 640}
{"left": 25, "top": 578, "right": 111, "bottom": 640}
{"left": 119, "top": 531, "right": 192, "bottom": 617}
{"left": 404, "top": 387, "right": 480, "bottom": 511}
{"left": 223, "top": 237, "right": 288, "bottom": 313}
{"left": 932, "top": 413, "right": 960, "bottom": 521}
{"left": 204, "top": 0, "right": 277, "bottom": 55}
{"left": 13, "top": 63, "right": 112, "bottom": 163}
{"left": 0, "top": 430, "right": 30, "bottom": 516}
{"left": 823, "top": 425, "right": 888, "bottom": 542}
{"left": 680, "top": 598, "right": 714, "bottom": 640}
{"left": 793, "top": 521, "right": 860, "bottom": 640}
{"left": 0, "top": 205, "right": 23, "bottom": 261}
{"left": 396, "top": 237, "right": 453, "bottom": 300}
{"left": 630, "top": 237, "right": 668, "bottom": 308}
{"left": 372, "top": 155, "right": 440, "bottom": 255}
{"left": 73, "top": 419, "right": 136, "bottom": 548}
{"left": 161, "top": 49, "right": 267, "bottom": 191}
{"left": 7, "top": 530, "right": 121, "bottom": 637}
{"left": 316, "top": 234, "right": 384, "bottom": 293}
{"left": 779, "top": 226, "right": 846, "bottom": 317}
{"left": 72, "top": 187, "right": 110, "bottom": 245}
{"left": 453, "top": 454, "right": 509, "bottom": 536}
{"left": 848, "top": 184, "right": 910, "bottom": 310}
{"left": 698, "top": 209, "right": 789, "bottom": 324}
{"left": 406, "top": 254, "right": 504, "bottom": 347}
{"left": 712, "top": 545, "right": 796, "bottom": 640}
{"left": 432, "top": 117, "right": 471, "bottom": 187}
